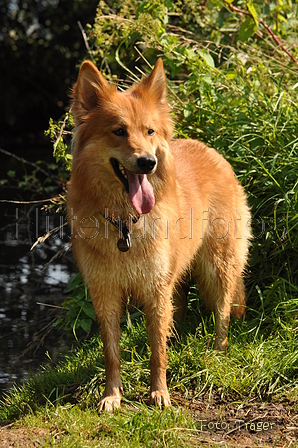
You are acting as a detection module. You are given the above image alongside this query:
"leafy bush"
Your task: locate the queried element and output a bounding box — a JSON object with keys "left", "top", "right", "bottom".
{"left": 53, "top": 273, "right": 97, "bottom": 338}
{"left": 49, "top": 0, "right": 297, "bottom": 340}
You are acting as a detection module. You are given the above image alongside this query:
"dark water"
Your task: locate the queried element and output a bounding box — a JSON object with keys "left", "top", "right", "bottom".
{"left": 0, "top": 201, "right": 75, "bottom": 399}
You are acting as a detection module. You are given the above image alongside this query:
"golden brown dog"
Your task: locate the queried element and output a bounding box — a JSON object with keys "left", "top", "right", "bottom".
{"left": 67, "top": 59, "right": 251, "bottom": 411}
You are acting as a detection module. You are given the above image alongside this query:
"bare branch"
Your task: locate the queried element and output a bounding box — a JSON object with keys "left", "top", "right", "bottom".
{"left": 0, "top": 197, "right": 60, "bottom": 204}
{"left": 77, "top": 21, "right": 90, "bottom": 53}
{"left": 53, "top": 109, "right": 72, "bottom": 156}
{"left": 0, "top": 147, "right": 57, "bottom": 181}
{"left": 258, "top": 18, "right": 297, "bottom": 64}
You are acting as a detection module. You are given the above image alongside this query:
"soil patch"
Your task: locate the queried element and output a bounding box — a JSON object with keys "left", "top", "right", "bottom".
{"left": 0, "top": 425, "right": 48, "bottom": 447}
{"left": 0, "top": 397, "right": 297, "bottom": 447}
{"left": 172, "top": 392, "right": 298, "bottom": 447}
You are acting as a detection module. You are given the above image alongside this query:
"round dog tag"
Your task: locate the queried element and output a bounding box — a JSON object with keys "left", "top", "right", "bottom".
{"left": 117, "top": 237, "right": 130, "bottom": 252}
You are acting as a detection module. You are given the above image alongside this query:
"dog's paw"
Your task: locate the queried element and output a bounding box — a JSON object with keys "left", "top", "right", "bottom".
{"left": 214, "top": 337, "right": 228, "bottom": 354}
{"left": 98, "top": 395, "right": 121, "bottom": 413}
{"left": 150, "top": 390, "right": 171, "bottom": 408}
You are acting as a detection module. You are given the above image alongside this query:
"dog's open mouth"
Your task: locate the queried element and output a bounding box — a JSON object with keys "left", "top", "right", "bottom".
{"left": 110, "top": 158, "right": 129, "bottom": 193}
{"left": 110, "top": 158, "right": 155, "bottom": 215}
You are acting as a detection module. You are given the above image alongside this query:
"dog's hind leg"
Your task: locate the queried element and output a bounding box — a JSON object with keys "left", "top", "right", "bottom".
{"left": 172, "top": 278, "right": 189, "bottom": 324}
{"left": 213, "top": 273, "right": 247, "bottom": 351}
{"left": 194, "top": 261, "right": 234, "bottom": 352}
{"left": 193, "top": 237, "right": 244, "bottom": 353}
{"left": 193, "top": 201, "right": 250, "bottom": 353}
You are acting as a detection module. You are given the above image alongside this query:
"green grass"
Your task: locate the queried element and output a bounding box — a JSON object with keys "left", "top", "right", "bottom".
{"left": 1, "top": 293, "right": 298, "bottom": 413}
{"left": 1, "top": 0, "right": 298, "bottom": 445}
{"left": 13, "top": 404, "right": 203, "bottom": 447}
{"left": 1, "top": 300, "right": 297, "bottom": 445}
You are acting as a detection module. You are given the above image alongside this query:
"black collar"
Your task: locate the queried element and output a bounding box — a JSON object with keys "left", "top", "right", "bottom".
{"left": 101, "top": 209, "right": 140, "bottom": 252}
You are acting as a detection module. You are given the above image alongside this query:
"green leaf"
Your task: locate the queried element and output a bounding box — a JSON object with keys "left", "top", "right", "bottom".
{"left": 67, "top": 274, "right": 82, "bottom": 292}
{"left": 80, "top": 318, "right": 92, "bottom": 333}
{"left": 183, "top": 107, "right": 192, "bottom": 119}
{"left": 199, "top": 49, "right": 215, "bottom": 69}
{"left": 185, "top": 49, "right": 197, "bottom": 61}
{"left": 237, "top": 112, "right": 249, "bottom": 122}
{"left": 47, "top": 163, "right": 58, "bottom": 170}
{"left": 75, "top": 289, "right": 86, "bottom": 301}
{"left": 82, "top": 303, "right": 97, "bottom": 320}
{"left": 247, "top": 1, "right": 258, "bottom": 25}
{"left": 203, "top": 76, "right": 213, "bottom": 85}
{"left": 238, "top": 17, "right": 257, "bottom": 42}
{"left": 52, "top": 319, "right": 62, "bottom": 328}
{"left": 164, "top": 0, "right": 174, "bottom": 11}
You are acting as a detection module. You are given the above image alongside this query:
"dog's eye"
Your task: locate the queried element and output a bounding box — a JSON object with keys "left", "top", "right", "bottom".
{"left": 148, "top": 129, "right": 155, "bottom": 136}
{"left": 113, "top": 128, "right": 125, "bottom": 136}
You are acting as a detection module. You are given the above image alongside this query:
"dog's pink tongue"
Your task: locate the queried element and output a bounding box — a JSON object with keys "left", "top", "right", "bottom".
{"left": 127, "top": 172, "right": 155, "bottom": 214}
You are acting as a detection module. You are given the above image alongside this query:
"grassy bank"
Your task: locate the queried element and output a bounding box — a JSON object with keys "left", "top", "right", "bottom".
{"left": 1, "top": 0, "right": 298, "bottom": 446}
{"left": 1, "top": 296, "right": 298, "bottom": 445}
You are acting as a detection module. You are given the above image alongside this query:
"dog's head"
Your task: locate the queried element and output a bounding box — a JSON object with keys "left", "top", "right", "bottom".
{"left": 71, "top": 59, "right": 172, "bottom": 215}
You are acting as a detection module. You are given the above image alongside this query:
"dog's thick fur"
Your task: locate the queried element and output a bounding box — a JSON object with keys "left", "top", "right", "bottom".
{"left": 67, "top": 59, "right": 251, "bottom": 411}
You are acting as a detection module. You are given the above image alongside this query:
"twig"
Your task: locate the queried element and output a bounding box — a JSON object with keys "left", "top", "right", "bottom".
{"left": 223, "top": 0, "right": 298, "bottom": 64}
{"left": 167, "top": 24, "right": 197, "bottom": 37}
{"left": 134, "top": 46, "right": 153, "bottom": 69}
{"left": 0, "top": 147, "right": 57, "bottom": 181}
{"left": 0, "top": 197, "right": 60, "bottom": 204}
{"left": 259, "top": 17, "right": 297, "bottom": 63}
{"left": 226, "top": 412, "right": 268, "bottom": 435}
{"left": 224, "top": 1, "right": 251, "bottom": 17}
{"left": 30, "top": 223, "right": 67, "bottom": 251}
{"left": 19, "top": 318, "right": 58, "bottom": 358}
{"left": 77, "top": 21, "right": 90, "bottom": 53}
{"left": 36, "top": 302, "right": 64, "bottom": 309}
{"left": 95, "top": 14, "right": 131, "bottom": 23}
{"left": 53, "top": 110, "right": 72, "bottom": 156}
{"left": 40, "top": 240, "right": 71, "bottom": 271}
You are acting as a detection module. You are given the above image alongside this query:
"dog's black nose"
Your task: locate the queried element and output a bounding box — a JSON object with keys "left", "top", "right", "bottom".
{"left": 137, "top": 156, "right": 156, "bottom": 174}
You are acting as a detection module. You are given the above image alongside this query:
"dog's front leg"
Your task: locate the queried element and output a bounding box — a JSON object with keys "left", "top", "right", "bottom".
{"left": 96, "top": 300, "right": 123, "bottom": 412}
{"left": 144, "top": 291, "right": 172, "bottom": 407}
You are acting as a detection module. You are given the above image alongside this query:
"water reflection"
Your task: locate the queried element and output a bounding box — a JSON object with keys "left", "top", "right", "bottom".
{"left": 0, "top": 203, "right": 75, "bottom": 399}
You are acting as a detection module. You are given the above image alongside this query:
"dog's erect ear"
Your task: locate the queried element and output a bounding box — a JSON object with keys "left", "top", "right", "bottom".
{"left": 73, "top": 61, "right": 110, "bottom": 112}
{"left": 139, "top": 59, "right": 167, "bottom": 103}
